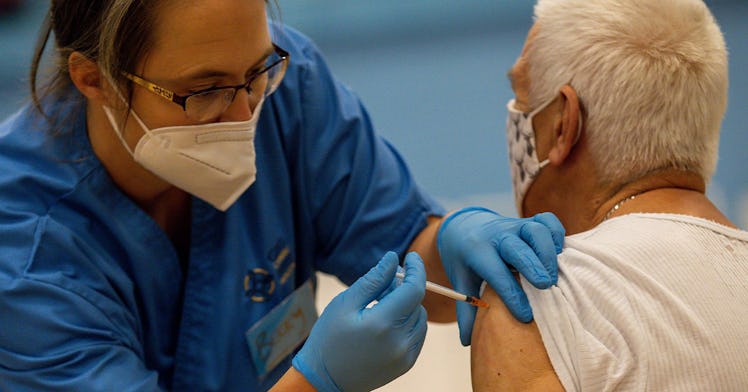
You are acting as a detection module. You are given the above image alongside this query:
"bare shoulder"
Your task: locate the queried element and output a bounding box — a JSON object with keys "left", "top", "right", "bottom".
{"left": 471, "top": 284, "right": 565, "bottom": 392}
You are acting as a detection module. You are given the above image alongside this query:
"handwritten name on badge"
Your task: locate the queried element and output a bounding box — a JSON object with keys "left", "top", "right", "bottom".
{"left": 245, "top": 280, "right": 318, "bottom": 377}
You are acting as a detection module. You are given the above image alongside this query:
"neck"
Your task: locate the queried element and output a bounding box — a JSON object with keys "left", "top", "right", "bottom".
{"left": 87, "top": 102, "right": 179, "bottom": 205}
{"left": 86, "top": 102, "right": 191, "bottom": 226}
{"left": 552, "top": 169, "right": 735, "bottom": 234}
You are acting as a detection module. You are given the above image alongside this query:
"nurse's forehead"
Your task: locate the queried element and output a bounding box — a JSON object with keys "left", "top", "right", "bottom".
{"left": 139, "top": 0, "right": 270, "bottom": 77}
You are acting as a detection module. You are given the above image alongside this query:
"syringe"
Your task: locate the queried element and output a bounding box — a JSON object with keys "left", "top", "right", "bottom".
{"left": 395, "top": 271, "right": 489, "bottom": 308}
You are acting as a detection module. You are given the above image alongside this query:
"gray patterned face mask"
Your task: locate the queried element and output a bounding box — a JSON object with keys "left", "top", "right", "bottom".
{"left": 505, "top": 98, "right": 554, "bottom": 216}
{"left": 505, "top": 97, "right": 582, "bottom": 216}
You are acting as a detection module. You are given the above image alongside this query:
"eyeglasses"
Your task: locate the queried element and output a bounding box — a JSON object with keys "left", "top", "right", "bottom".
{"left": 123, "top": 44, "right": 289, "bottom": 122}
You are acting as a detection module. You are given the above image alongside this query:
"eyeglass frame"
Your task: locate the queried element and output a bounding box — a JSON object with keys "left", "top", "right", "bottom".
{"left": 121, "top": 43, "right": 289, "bottom": 114}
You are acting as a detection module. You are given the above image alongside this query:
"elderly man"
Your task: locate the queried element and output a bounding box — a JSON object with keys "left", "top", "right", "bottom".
{"left": 471, "top": 0, "right": 748, "bottom": 390}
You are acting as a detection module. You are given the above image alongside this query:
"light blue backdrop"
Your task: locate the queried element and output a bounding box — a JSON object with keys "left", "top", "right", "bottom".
{"left": 1, "top": 1, "right": 745, "bottom": 226}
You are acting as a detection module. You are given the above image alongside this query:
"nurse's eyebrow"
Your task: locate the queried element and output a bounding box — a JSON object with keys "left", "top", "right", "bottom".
{"left": 179, "top": 46, "right": 276, "bottom": 81}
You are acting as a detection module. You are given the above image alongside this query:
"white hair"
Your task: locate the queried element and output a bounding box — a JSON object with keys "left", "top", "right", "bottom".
{"left": 527, "top": 0, "right": 728, "bottom": 185}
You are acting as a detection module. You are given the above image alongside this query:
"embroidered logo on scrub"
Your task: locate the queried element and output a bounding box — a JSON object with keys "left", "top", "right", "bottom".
{"left": 243, "top": 238, "right": 296, "bottom": 302}
{"left": 268, "top": 238, "right": 295, "bottom": 286}
{"left": 244, "top": 268, "right": 276, "bottom": 302}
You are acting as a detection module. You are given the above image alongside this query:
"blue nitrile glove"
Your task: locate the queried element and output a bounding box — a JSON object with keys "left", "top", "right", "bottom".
{"left": 292, "top": 252, "right": 428, "bottom": 392}
{"left": 437, "top": 207, "right": 564, "bottom": 346}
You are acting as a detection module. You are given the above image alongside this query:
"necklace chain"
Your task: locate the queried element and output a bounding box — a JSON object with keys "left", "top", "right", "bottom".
{"left": 603, "top": 193, "right": 640, "bottom": 221}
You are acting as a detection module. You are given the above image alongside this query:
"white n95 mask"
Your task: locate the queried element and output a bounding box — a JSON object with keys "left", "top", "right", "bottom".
{"left": 103, "top": 98, "right": 264, "bottom": 211}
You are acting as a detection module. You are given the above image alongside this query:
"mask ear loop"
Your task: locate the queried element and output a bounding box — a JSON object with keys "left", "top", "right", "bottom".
{"left": 526, "top": 97, "right": 556, "bottom": 169}
{"left": 536, "top": 89, "right": 585, "bottom": 151}
{"left": 102, "top": 105, "right": 136, "bottom": 156}
{"left": 538, "top": 100, "right": 584, "bottom": 171}
{"left": 101, "top": 74, "right": 157, "bottom": 156}
{"left": 528, "top": 95, "right": 557, "bottom": 117}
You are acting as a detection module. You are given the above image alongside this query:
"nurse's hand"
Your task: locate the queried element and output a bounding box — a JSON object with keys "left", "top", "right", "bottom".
{"left": 292, "top": 252, "right": 427, "bottom": 392}
{"left": 437, "top": 207, "right": 564, "bottom": 346}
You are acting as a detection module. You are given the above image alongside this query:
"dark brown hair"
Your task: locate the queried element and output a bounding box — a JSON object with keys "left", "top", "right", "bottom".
{"left": 30, "top": 0, "right": 279, "bottom": 125}
{"left": 30, "top": 0, "right": 168, "bottom": 120}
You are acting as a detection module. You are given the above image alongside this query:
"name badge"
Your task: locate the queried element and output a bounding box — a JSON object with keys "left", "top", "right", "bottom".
{"left": 245, "top": 279, "right": 318, "bottom": 378}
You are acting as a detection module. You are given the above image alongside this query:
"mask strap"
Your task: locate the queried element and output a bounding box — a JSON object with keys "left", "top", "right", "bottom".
{"left": 534, "top": 94, "right": 584, "bottom": 147}
{"left": 102, "top": 73, "right": 157, "bottom": 143}
{"left": 127, "top": 109, "right": 155, "bottom": 138}
{"left": 102, "top": 105, "right": 135, "bottom": 156}
{"left": 535, "top": 109, "right": 582, "bottom": 170}
{"left": 528, "top": 95, "right": 557, "bottom": 117}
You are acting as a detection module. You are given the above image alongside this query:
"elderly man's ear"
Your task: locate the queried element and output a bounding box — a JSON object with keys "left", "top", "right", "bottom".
{"left": 548, "top": 85, "right": 582, "bottom": 165}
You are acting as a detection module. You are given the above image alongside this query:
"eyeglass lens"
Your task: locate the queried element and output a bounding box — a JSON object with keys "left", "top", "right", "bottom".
{"left": 184, "top": 53, "right": 287, "bottom": 122}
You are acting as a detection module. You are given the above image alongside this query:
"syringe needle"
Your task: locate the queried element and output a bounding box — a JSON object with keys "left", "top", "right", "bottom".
{"left": 395, "top": 272, "right": 490, "bottom": 308}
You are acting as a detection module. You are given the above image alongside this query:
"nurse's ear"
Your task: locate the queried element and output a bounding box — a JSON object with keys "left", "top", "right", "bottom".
{"left": 68, "top": 51, "right": 108, "bottom": 103}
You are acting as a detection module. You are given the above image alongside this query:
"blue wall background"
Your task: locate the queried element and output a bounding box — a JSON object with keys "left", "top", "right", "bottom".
{"left": 1, "top": 1, "right": 746, "bottom": 227}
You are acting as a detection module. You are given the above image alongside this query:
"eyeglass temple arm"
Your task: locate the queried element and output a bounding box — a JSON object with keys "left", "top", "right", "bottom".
{"left": 122, "top": 72, "right": 187, "bottom": 106}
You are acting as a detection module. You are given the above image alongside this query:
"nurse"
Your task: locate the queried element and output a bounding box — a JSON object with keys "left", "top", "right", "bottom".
{"left": 0, "top": 0, "right": 563, "bottom": 391}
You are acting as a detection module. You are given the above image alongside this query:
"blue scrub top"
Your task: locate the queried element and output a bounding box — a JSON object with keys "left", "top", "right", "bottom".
{"left": 0, "top": 24, "right": 444, "bottom": 391}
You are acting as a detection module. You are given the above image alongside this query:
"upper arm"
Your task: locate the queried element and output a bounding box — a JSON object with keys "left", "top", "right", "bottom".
{"left": 0, "top": 276, "right": 162, "bottom": 391}
{"left": 0, "top": 214, "right": 161, "bottom": 391}
{"left": 275, "top": 27, "right": 444, "bottom": 285}
{"left": 470, "top": 284, "right": 564, "bottom": 392}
